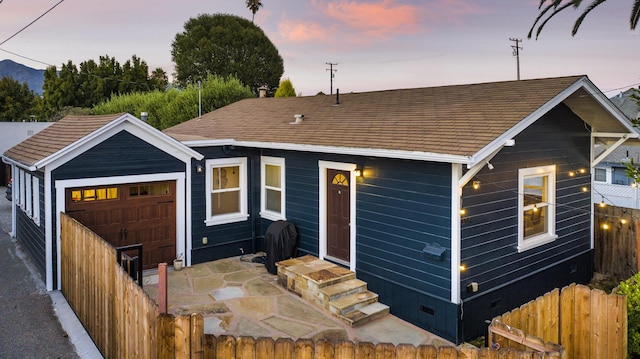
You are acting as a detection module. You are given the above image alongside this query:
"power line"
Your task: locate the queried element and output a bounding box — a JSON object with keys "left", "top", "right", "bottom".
{"left": 0, "top": 0, "right": 65, "bottom": 46}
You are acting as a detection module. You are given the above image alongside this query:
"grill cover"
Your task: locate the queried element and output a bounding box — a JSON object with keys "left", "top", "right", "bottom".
{"left": 264, "top": 221, "right": 298, "bottom": 274}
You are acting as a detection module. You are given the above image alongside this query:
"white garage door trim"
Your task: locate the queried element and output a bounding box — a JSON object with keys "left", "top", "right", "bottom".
{"left": 54, "top": 172, "right": 187, "bottom": 290}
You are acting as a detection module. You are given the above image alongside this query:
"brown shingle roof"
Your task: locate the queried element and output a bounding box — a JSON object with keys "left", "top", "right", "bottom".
{"left": 3, "top": 113, "right": 126, "bottom": 167}
{"left": 164, "top": 76, "right": 585, "bottom": 158}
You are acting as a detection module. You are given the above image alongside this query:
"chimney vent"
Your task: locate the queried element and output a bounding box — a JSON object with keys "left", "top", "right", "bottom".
{"left": 258, "top": 86, "right": 268, "bottom": 98}
{"left": 335, "top": 89, "right": 340, "bottom": 105}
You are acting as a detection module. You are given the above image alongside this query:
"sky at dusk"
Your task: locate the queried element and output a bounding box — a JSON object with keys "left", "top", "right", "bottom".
{"left": 1, "top": 0, "right": 639, "bottom": 97}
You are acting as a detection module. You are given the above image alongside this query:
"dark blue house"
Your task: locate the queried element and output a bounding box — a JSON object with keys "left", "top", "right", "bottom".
{"left": 4, "top": 76, "right": 638, "bottom": 344}
{"left": 164, "top": 75, "right": 638, "bottom": 343}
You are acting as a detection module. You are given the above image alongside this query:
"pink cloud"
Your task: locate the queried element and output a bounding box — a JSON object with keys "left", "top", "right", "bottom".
{"left": 278, "top": 20, "right": 331, "bottom": 42}
{"left": 323, "top": 0, "right": 421, "bottom": 38}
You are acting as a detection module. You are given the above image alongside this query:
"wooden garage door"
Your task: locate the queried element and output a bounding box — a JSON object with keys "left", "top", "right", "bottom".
{"left": 65, "top": 181, "right": 176, "bottom": 270}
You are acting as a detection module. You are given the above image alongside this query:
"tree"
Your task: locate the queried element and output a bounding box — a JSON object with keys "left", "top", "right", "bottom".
{"left": 0, "top": 77, "right": 38, "bottom": 121}
{"left": 246, "top": 0, "right": 263, "bottom": 23}
{"left": 529, "top": 0, "right": 640, "bottom": 39}
{"left": 40, "top": 54, "right": 168, "bottom": 119}
{"left": 274, "top": 78, "right": 297, "bottom": 97}
{"left": 171, "top": 14, "right": 284, "bottom": 94}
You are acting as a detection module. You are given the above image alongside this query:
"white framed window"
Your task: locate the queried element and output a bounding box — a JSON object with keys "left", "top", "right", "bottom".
{"left": 518, "top": 165, "right": 557, "bottom": 252}
{"left": 32, "top": 177, "right": 40, "bottom": 225}
{"left": 594, "top": 168, "right": 607, "bottom": 183}
{"left": 204, "top": 157, "right": 248, "bottom": 226}
{"left": 25, "top": 173, "right": 32, "bottom": 216}
{"left": 260, "top": 156, "right": 285, "bottom": 221}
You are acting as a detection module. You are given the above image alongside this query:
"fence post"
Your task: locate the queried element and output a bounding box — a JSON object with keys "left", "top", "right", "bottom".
{"left": 158, "top": 263, "right": 168, "bottom": 314}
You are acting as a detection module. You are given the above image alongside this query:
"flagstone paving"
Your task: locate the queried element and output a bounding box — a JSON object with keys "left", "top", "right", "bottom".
{"left": 143, "top": 255, "right": 453, "bottom": 347}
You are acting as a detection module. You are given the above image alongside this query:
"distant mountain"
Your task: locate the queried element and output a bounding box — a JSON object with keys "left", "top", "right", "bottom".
{"left": 0, "top": 59, "right": 45, "bottom": 95}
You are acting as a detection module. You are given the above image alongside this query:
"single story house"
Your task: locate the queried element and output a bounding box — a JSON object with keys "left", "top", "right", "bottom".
{"left": 4, "top": 76, "right": 638, "bottom": 344}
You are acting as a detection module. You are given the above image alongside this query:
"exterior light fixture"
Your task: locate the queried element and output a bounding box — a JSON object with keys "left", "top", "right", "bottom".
{"left": 196, "top": 164, "right": 203, "bottom": 173}
{"left": 354, "top": 168, "right": 362, "bottom": 177}
{"left": 472, "top": 180, "right": 480, "bottom": 190}
{"left": 459, "top": 264, "right": 466, "bottom": 271}
{"left": 602, "top": 222, "right": 610, "bottom": 230}
{"left": 460, "top": 208, "right": 467, "bottom": 216}
{"left": 581, "top": 187, "right": 588, "bottom": 192}
{"left": 578, "top": 168, "right": 586, "bottom": 174}
{"left": 599, "top": 200, "right": 606, "bottom": 208}
{"left": 568, "top": 171, "right": 576, "bottom": 177}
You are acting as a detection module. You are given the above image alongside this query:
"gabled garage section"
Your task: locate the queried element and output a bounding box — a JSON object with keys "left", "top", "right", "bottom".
{"left": 2, "top": 113, "right": 203, "bottom": 290}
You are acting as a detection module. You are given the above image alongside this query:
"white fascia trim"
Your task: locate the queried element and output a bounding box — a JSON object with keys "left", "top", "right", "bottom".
{"left": 2, "top": 156, "right": 36, "bottom": 172}
{"left": 54, "top": 172, "right": 187, "bottom": 290}
{"left": 186, "top": 139, "right": 471, "bottom": 165}
{"left": 36, "top": 114, "right": 202, "bottom": 170}
{"left": 467, "top": 76, "right": 637, "bottom": 168}
{"left": 451, "top": 164, "right": 462, "bottom": 304}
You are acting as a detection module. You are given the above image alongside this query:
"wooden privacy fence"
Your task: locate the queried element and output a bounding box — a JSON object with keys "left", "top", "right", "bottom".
{"left": 61, "top": 211, "right": 561, "bottom": 359}
{"left": 491, "top": 283, "right": 627, "bottom": 359}
{"left": 158, "top": 313, "right": 561, "bottom": 359}
{"left": 594, "top": 204, "right": 640, "bottom": 279}
{"left": 60, "top": 213, "right": 159, "bottom": 358}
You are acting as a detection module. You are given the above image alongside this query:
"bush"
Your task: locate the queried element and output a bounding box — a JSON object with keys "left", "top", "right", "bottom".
{"left": 93, "top": 75, "right": 253, "bottom": 130}
{"left": 617, "top": 272, "right": 640, "bottom": 357}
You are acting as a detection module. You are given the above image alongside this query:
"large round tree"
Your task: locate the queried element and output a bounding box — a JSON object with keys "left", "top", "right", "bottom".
{"left": 171, "top": 13, "right": 284, "bottom": 94}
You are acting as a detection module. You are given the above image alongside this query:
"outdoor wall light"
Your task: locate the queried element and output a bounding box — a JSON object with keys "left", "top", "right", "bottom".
{"left": 196, "top": 164, "right": 203, "bottom": 173}
{"left": 472, "top": 179, "right": 480, "bottom": 190}
{"left": 354, "top": 168, "right": 362, "bottom": 177}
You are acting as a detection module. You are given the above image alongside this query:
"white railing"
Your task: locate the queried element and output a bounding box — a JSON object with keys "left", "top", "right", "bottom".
{"left": 594, "top": 182, "right": 640, "bottom": 209}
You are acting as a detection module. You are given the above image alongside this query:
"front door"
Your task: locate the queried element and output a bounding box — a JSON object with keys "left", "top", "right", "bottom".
{"left": 326, "top": 169, "right": 351, "bottom": 263}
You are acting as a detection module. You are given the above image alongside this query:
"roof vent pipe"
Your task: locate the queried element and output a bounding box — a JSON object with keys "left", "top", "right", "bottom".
{"left": 290, "top": 114, "right": 304, "bottom": 124}
{"left": 335, "top": 88, "right": 340, "bottom": 105}
{"left": 140, "top": 112, "right": 148, "bottom": 122}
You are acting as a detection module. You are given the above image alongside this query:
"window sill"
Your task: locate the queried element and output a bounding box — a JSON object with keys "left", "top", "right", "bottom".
{"left": 260, "top": 210, "right": 286, "bottom": 222}
{"left": 204, "top": 213, "right": 249, "bottom": 226}
{"left": 517, "top": 233, "right": 558, "bottom": 252}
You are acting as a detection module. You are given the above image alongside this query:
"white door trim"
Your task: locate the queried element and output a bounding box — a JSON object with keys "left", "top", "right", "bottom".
{"left": 318, "top": 160, "right": 357, "bottom": 271}
{"left": 54, "top": 172, "right": 187, "bottom": 290}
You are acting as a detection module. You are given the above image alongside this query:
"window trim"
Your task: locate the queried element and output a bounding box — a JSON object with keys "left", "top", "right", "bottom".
{"left": 260, "top": 156, "right": 286, "bottom": 221}
{"left": 25, "top": 173, "right": 32, "bottom": 216}
{"left": 204, "top": 157, "right": 248, "bottom": 226}
{"left": 32, "top": 177, "right": 40, "bottom": 225}
{"left": 517, "top": 165, "right": 557, "bottom": 252}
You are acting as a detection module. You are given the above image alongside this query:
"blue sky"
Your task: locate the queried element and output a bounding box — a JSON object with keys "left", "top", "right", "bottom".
{"left": 1, "top": 0, "right": 639, "bottom": 97}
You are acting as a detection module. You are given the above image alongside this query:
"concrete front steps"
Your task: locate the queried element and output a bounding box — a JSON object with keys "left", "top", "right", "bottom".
{"left": 276, "top": 255, "right": 389, "bottom": 327}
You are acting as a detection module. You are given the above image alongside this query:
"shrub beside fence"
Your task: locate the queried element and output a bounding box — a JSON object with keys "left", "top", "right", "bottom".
{"left": 491, "top": 283, "right": 627, "bottom": 359}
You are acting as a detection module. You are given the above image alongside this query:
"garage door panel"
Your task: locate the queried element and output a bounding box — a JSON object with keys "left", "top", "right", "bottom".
{"left": 66, "top": 181, "right": 176, "bottom": 270}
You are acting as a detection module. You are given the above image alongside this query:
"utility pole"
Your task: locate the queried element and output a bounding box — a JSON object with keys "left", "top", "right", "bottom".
{"left": 326, "top": 62, "right": 337, "bottom": 94}
{"left": 509, "top": 38, "right": 523, "bottom": 80}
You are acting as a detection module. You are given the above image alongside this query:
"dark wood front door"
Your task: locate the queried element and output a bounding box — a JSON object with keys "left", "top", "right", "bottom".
{"left": 327, "top": 169, "right": 350, "bottom": 263}
{"left": 65, "top": 181, "right": 176, "bottom": 269}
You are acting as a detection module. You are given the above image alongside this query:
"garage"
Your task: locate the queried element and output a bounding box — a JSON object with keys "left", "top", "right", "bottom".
{"left": 65, "top": 180, "right": 177, "bottom": 269}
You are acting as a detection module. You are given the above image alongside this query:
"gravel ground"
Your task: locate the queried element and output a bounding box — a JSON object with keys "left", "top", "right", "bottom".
{"left": 0, "top": 189, "right": 79, "bottom": 358}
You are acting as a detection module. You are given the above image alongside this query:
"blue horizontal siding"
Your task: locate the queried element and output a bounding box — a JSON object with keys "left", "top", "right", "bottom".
{"left": 460, "top": 103, "right": 592, "bottom": 309}
{"left": 54, "top": 130, "right": 185, "bottom": 180}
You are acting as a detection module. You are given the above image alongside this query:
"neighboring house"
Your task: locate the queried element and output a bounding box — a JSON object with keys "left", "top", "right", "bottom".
{"left": 2, "top": 113, "right": 202, "bottom": 292}
{"left": 0, "top": 122, "right": 53, "bottom": 185}
{"left": 4, "top": 76, "right": 639, "bottom": 344}
{"left": 593, "top": 89, "right": 640, "bottom": 208}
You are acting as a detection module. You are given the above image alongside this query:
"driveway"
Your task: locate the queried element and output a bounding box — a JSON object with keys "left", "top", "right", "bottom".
{"left": 0, "top": 189, "right": 80, "bottom": 358}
